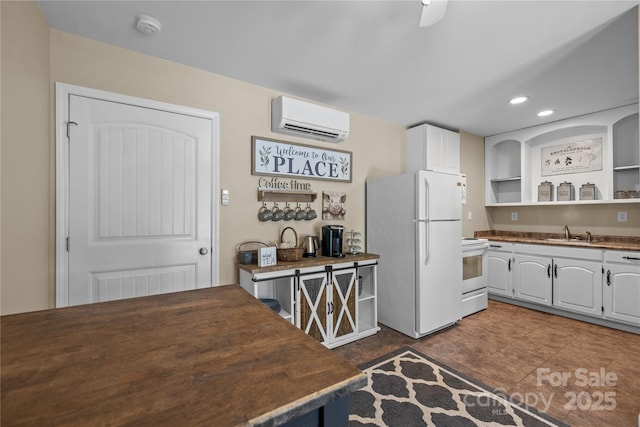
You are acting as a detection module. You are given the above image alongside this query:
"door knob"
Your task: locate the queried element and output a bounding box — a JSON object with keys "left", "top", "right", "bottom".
{"left": 199, "top": 247, "right": 209, "bottom": 255}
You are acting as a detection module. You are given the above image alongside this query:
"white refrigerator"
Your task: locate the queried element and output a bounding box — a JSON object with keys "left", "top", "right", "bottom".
{"left": 366, "top": 170, "right": 462, "bottom": 338}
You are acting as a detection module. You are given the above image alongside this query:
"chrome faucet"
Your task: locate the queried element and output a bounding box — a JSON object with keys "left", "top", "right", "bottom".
{"left": 564, "top": 225, "right": 571, "bottom": 240}
{"left": 585, "top": 231, "right": 593, "bottom": 243}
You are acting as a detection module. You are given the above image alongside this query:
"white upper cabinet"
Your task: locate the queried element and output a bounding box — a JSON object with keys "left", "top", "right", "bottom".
{"left": 406, "top": 124, "right": 460, "bottom": 174}
{"left": 485, "top": 104, "right": 639, "bottom": 206}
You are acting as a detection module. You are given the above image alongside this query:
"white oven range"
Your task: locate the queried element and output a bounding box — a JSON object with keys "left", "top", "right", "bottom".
{"left": 461, "top": 237, "right": 489, "bottom": 317}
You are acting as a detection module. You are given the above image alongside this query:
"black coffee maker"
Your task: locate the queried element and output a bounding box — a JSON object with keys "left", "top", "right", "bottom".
{"left": 322, "top": 225, "right": 345, "bottom": 258}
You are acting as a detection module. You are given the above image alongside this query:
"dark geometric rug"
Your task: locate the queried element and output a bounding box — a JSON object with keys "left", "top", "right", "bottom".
{"left": 349, "top": 347, "right": 569, "bottom": 427}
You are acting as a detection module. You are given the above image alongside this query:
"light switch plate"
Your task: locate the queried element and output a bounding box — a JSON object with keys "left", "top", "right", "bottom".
{"left": 617, "top": 211, "right": 627, "bottom": 222}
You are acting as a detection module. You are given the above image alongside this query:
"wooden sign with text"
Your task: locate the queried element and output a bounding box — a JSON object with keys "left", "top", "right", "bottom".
{"left": 252, "top": 136, "right": 352, "bottom": 182}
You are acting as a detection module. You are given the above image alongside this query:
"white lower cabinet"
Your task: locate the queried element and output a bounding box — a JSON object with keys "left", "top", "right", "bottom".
{"left": 487, "top": 242, "right": 514, "bottom": 297}
{"left": 239, "top": 258, "right": 379, "bottom": 348}
{"left": 603, "top": 251, "right": 640, "bottom": 326}
{"left": 513, "top": 251, "right": 553, "bottom": 306}
{"left": 553, "top": 257, "right": 603, "bottom": 317}
{"left": 488, "top": 242, "right": 640, "bottom": 331}
{"left": 508, "top": 244, "right": 604, "bottom": 311}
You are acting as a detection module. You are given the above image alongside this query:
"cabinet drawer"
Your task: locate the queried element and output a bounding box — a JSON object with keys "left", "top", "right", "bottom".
{"left": 487, "top": 241, "right": 514, "bottom": 253}
{"left": 515, "top": 243, "right": 602, "bottom": 260}
{"left": 605, "top": 250, "right": 640, "bottom": 264}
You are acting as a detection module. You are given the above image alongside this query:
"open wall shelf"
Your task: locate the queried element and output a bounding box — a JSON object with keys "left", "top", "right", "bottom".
{"left": 257, "top": 189, "right": 317, "bottom": 203}
{"left": 485, "top": 105, "right": 639, "bottom": 206}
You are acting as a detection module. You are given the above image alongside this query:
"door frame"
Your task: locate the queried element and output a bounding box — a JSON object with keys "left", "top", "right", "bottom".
{"left": 55, "top": 83, "right": 220, "bottom": 307}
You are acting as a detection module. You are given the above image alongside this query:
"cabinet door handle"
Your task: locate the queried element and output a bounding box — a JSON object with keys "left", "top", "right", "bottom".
{"left": 606, "top": 270, "right": 611, "bottom": 286}
{"left": 508, "top": 258, "right": 511, "bottom": 271}
{"left": 547, "top": 264, "right": 551, "bottom": 278}
{"left": 623, "top": 256, "right": 640, "bottom": 261}
{"left": 490, "top": 244, "right": 502, "bottom": 248}
{"left": 554, "top": 264, "right": 558, "bottom": 279}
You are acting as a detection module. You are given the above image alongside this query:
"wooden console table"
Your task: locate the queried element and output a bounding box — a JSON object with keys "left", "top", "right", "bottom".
{"left": 1, "top": 285, "right": 365, "bottom": 426}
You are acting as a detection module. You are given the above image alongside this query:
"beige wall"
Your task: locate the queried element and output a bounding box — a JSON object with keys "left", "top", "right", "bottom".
{"left": 49, "top": 30, "right": 405, "bottom": 285}
{"left": 1, "top": 1, "right": 51, "bottom": 314}
{"left": 460, "top": 131, "right": 489, "bottom": 237}
{"left": 0, "top": 1, "right": 407, "bottom": 314}
{"left": 487, "top": 204, "right": 639, "bottom": 237}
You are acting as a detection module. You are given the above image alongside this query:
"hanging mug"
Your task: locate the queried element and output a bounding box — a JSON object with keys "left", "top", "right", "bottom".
{"left": 283, "top": 203, "right": 296, "bottom": 221}
{"left": 294, "top": 203, "right": 306, "bottom": 221}
{"left": 305, "top": 203, "right": 317, "bottom": 220}
{"left": 271, "top": 203, "right": 285, "bottom": 221}
{"left": 258, "top": 204, "right": 273, "bottom": 222}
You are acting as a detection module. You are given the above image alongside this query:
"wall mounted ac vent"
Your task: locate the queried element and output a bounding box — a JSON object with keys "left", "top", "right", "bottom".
{"left": 271, "top": 96, "right": 349, "bottom": 142}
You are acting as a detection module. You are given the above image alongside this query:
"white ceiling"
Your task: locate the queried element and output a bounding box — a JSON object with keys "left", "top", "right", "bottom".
{"left": 38, "top": 0, "right": 639, "bottom": 137}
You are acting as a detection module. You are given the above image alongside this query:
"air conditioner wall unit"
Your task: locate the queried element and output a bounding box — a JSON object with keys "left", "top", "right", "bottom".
{"left": 271, "top": 96, "right": 350, "bottom": 142}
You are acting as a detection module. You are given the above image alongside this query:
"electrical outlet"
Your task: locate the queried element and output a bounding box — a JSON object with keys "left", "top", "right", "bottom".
{"left": 511, "top": 212, "right": 518, "bottom": 221}
{"left": 617, "top": 211, "right": 627, "bottom": 222}
{"left": 221, "top": 189, "right": 230, "bottom": 206}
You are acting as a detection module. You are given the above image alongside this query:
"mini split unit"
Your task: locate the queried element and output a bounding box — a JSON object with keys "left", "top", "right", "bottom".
{"left": 271, "top": 96, "right": 350, "bottom": 142}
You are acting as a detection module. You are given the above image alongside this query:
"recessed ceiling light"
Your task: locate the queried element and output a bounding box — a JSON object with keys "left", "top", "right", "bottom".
{"left": 509, "top": 96, "right": 529, "bottom": 105}
{"left": 537, "top": 110, "right": 554, "bottom": 117}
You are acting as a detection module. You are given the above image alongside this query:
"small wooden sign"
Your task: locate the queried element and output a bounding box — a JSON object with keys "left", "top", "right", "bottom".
{"left": 258, "top": 247, "right": 277, "bottom": 267}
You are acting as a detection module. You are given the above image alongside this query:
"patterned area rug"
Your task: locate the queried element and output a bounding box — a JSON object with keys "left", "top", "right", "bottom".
{"left": 349, "top": 347, "right": 568, "bottom": 427}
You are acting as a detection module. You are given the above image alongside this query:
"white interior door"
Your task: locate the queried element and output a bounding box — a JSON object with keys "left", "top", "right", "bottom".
{"left": 64, "top": 92, "right": 214, "bottom": 306}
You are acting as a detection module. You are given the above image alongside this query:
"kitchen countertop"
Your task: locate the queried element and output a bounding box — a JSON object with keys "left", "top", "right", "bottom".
{"left": 238, "top": 253, "right": 379, "bottom": 275}
{"left": 475, "top": 230, "right": 640, "bottom": 251}
{"left": 1, "top": 285, "right": 366, "bottom": 426}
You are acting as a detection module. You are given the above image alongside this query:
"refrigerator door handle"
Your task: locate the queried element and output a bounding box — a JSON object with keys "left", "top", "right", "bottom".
{"left": 424, "top": 221, "right": 430, "bottom": 265}
{"left": 423, "top": 175, "right": 430, "bottom": 221}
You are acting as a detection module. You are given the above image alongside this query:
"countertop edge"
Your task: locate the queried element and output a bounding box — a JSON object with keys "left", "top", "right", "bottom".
{"left": 475, "top": 230, "right": 640, "bottom": 251}
{"left": 238, "top": 253, "right": 380, "bottom": 275}
{"left": 249, "top": 374, "right": 367, "bottom": 427}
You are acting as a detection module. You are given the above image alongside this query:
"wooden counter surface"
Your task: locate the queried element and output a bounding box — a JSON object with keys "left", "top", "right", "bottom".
{"left": 238, "top": 253, "right": 379, "bottom": 275}
{"left": 1, "top": 285, "right": 366, "bottom": 426}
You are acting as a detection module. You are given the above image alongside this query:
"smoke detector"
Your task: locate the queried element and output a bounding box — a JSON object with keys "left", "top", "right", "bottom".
{"left": 135, "top": 15, "right": 162, "bottom": 35}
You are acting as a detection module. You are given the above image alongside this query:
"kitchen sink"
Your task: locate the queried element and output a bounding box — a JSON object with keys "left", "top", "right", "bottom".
{"left": 545, "top": 238, "right": 598, "bottom": 245}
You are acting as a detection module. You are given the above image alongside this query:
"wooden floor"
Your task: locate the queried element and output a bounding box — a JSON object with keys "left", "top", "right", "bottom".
{"left": 333, "top": 300, "right": 640, "bottom": 426}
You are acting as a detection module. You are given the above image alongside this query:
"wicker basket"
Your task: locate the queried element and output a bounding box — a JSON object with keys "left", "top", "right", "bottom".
{"left": 277, "top": 227, "right": 304, "bottom": 262}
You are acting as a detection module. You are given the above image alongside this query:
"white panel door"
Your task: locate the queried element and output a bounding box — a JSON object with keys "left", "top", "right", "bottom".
{"left": 67, "top": 95, "right": 213, "bottom": 305}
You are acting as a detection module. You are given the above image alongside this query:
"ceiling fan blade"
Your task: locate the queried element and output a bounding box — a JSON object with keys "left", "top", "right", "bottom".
{"left": 419, "top": 0, "right": 448, "bottom": 28}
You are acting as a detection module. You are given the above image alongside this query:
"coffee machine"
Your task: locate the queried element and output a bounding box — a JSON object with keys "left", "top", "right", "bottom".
{"left": 322, "top": 225, "right": 345, "bottom": 258}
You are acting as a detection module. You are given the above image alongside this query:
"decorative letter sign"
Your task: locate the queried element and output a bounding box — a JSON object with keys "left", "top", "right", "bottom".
{"left": 252, "top": 136, "right": 352, "bottom": 182}
{"left": 258, "top": 246, "right": 277, "bottom": 267}
{"left": 541, "top": 138, "right": 603, "bottom": 176}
